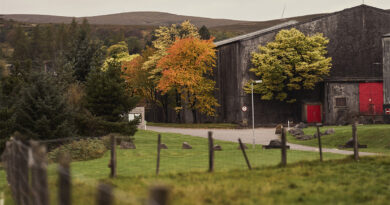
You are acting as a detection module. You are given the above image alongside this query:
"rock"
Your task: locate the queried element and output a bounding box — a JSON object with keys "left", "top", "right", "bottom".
{"left": 313, "top": 132, "right": 323, "bottom": 138}
{"left": 295, "top": 122, "right": 308, "bottom": 129}
{"left": 119, "top": 141, "right": 136, "bottom": 149}
{"left": 295, "top": 135, "right": 314, "bottom": 141}
{"left": 237, "top": 143, "right": 248, "bottom": 150}
{"left": 213, "top": 144, "right": 222, "bottom": 151}
{"left": 275, "top": 124, "right": 283, "bottom": 134}
{"left": 288, "top": 128, "right": 304, "bottom": 137}
{"left": 323, "top": 128, "right": 335, "bottom": 135}
{"left": 159, "top": 143, "right": 168, "bottom": 149}
{"left": 182, "top": 142, "right": 192, "bottom": 149}
{"left": 262, "top": 139, "right": 290, "bottom": 149}
{"left": 339, "top": 138, "right": 367, "bottom": 148}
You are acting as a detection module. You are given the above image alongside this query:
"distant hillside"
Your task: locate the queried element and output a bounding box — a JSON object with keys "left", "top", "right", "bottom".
{"left": 212, "top": 13, "right": 327, "bottom": 33}
{"left": 0, "top": 12, "right": 250, "bottom": 28}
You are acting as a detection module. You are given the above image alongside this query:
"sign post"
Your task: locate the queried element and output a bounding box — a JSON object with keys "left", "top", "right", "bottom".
{"left": 251, "top": 80, "right": 262, "bottom": 149}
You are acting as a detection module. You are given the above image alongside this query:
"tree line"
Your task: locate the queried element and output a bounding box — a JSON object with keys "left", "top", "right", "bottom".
{"left": 0, "top": 18, "right": 218, "bottom": 153}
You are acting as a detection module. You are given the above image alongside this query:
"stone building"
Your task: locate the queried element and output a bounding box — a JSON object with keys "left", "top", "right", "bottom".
{"left": 213, "top": 5, "right": 390, "bottom": 125}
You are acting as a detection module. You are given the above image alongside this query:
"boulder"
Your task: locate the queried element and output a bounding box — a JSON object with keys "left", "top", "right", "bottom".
{"left": 159, "top": 143, "right": 168, "bottom": 149}
{"left": 323, "top": 128, "right": 335, "bottom": 135}
{"left": 213, "top": 144, "right": 222, "bottom": 151}
{"left": 296, "top": 135, "right": 314, "bottom": 141}
{"left": 119, "top": 141, "right": 136, "bottom": 149}
{"left": 262, "top": 139, "right": 290, "bottom": 149}
{"left": 339, "top": 138, "right": 367, "bottom": 148}
{"left": 295, "top": 122, "right": 308, "bottom": 129}
{"left": 275, "top": 124, "right": 283, "bottom": 134}
{"left": 288, "top": 128, "right": 304, "bottom": 137}
{"left": 237, "top": 143, "right": 248, "bottom": 150}
{"left": 182, "top": 142, "right": 192, "bottom": 149}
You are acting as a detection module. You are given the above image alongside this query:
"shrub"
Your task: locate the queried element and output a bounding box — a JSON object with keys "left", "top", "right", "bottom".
{"left": 48, "top": 138, "right": 107, "bottom": 163}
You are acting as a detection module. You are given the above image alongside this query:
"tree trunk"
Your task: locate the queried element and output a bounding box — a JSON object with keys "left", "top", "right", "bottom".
{"left": 192, "top": 109, "right": 197, "bottom": 124}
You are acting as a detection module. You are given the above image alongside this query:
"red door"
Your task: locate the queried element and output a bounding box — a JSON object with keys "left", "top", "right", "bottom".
{"left": 307, "top": 104, "right": 322, "bottom": 123}
{"left": 359, "top": 82, "right": 383, "bottom": 115}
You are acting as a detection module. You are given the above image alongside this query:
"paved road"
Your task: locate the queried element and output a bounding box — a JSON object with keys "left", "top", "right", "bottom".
{"left": 147, "top": 126, "right": 377, "bottom": 156}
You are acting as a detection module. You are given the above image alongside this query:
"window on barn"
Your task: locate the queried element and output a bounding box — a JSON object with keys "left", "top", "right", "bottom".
{"left": 335, "top": 97, "right": 347, "bottom": 107}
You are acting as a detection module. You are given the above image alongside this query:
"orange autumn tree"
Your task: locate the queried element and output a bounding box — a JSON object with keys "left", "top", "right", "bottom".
{"left": 122, "top": 47, "right": 157, "bottom": 103}
{"left": 157, "top": 37, "right": 219, "bottom": 122}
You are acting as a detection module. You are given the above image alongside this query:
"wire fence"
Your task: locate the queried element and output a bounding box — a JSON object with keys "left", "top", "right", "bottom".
{"left": 1, "top": 125, "right": 354, "bottom": 205}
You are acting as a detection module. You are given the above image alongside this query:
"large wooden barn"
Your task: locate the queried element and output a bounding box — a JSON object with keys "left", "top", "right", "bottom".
{"left": 213, "top": 4, "right": 390, "bottom": 126}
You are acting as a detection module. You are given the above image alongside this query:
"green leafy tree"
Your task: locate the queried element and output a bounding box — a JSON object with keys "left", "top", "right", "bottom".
{"left": 84, "top": 60, "right": 139, "bottom": 135}
{"left": 14, "top": 72, "right": 75, "bottom": 140}
{"left": 126, "top": 36, "right": 143, "bottom": 54}
{"left": 246, "top": 28, "right": 332, "bottom": 103}
{"left": 198, "top": 25, "right": 211, "bottom": 40}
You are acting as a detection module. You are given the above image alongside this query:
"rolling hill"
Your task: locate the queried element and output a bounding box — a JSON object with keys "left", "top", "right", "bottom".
{"left": 0, "top": 12, "right": 250, "bottom": 28}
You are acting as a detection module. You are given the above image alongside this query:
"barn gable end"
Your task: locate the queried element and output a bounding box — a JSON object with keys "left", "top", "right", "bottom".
{"left": 215, "top": 5, "right": 390, "bottom": 125}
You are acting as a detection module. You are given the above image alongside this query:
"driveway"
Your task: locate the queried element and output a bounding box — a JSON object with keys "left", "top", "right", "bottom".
{"left": 147, "top": 126, "right": 377, "bottom": 156}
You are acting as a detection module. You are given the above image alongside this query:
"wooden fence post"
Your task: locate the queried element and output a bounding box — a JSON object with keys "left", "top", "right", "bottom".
{"left": 156, "top": 134, "right": 161, "bottom": 175}
{"left": 238, "top": 139, "right": 252, "bottom": 170}
{"left": 16, "top": 141, "right": 30, "bottom": 205}
{"left": 109, "top": 135, "right": 117, "bottom": 178}
{"left": 11, "top": 141, "right": 19, "bottom": 204}
{"left": 316, "top": 124, "right": 323, "bottom": 162}
{"left": 30, "top": 141, "right": 49, "bottom": 205}
{"left": 281, "top": 127, "right": 287, "bottom": 166}
{"left": 208, "top": 131, "right": 214, "bottom": 172}
{"left": 352, "top": 121, "right": 359, "bottom": 161}
{"left": 5, "top": 141, "right": 17, "bottom": 203}
{"left": 148, "top": 185, "right": 169, "bottom": 205}
{"left": 96, "top": 183, "right": 113, "bottom": 205}
{"left": 58, "top": 153, "right": 71, "bottom": 205}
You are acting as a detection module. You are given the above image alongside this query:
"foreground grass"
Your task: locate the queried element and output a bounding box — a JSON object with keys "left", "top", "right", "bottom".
{"left": 147, "top": 122, "right": 239, "bottom": 129}
{"left": 1, "top": 130, "right": 345, "bottom": 204}
{"left": 4, "top": 156, "right": 390, "bottom": 204}
{"left": 287, "top": 124, "right": 390, "bottom": 154}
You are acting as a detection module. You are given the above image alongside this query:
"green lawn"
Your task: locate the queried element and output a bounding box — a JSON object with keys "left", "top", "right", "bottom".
{"left": 146, "top": 122, "right": 239, "bottom": 129}
{"left": 3, "top": 156, "right": 390, "bottom": 205}
{"left": 287, "top": 124, "right": 390, "bottom": 154}
{"left": 0, "top": 129, "right": 366, "bottom": 204}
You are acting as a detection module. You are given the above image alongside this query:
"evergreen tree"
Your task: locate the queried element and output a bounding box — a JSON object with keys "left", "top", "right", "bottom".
{"left": 199, "top": 25, "right": 211, "bottom": 40}
{"left": 10, "top": 26, "right": 32, "bottom": 78}
{"left": 67, "top": 19, "right": 104, "bottom": 82}
{"left": 84, "top": 60, "right": 139, "bottom": 135}
{"left": 85, "top": 60, "right": 138, "bottom": 122}
{"left": 0, "top": 64, "right": 16, "bottom": 153}
{"left": 14, "top": 72, "right": 74, "bottom": 140}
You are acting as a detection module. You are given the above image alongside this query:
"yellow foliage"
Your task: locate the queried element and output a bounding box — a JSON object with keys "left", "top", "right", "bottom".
{"left": 245, "top": 28, "right": 332, "bottom": 103}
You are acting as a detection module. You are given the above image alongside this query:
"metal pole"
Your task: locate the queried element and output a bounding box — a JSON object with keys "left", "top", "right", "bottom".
{"left": 251, "top": 82, "right": 255, "bottom": 149}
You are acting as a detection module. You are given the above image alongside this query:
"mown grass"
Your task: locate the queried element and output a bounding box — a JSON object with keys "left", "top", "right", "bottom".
{"left": 0, "top": 130, "right": 356, "bottom": 204}
{"left": 287, "top": 124, "right": 390, "bottom": 154}
{"left": 146, "top": 122, "right": 239, "bottom": 129}
{"left": 3, "top": 156, "right": 390, "bottom": 205}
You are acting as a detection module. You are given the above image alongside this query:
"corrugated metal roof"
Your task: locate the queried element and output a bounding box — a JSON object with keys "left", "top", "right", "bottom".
{"left": 214, "top": 20, "right": 298, "bottom": 47}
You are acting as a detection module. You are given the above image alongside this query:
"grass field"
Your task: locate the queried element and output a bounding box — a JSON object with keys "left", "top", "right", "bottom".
{"left": 0, "top": 129, "right": 347, "bottom": 204}
{"left": 146, "top": 122, "right": 239, "bottom": 129}
{"left": 287, "top": 124, "right": 390, "bottom": 154}
{"left": 3, "top": 156, "right": 390, "bottom": 204}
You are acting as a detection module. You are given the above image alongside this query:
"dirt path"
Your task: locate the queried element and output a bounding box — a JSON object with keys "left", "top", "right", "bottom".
{"left": 147, "top": 126, "right": 377, "bottom": 156}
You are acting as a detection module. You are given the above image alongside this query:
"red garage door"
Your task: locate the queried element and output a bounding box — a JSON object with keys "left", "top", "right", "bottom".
{"left": 307, "top": 104, "right": 322, "bottom": 123}
{"left": 359, "top": 82, "right": 383, "bottom": 115}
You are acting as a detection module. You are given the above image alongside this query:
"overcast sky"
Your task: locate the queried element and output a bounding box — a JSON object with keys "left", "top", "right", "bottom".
{"left": 1, "top": 0, "right": 390, "bottom": 21}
